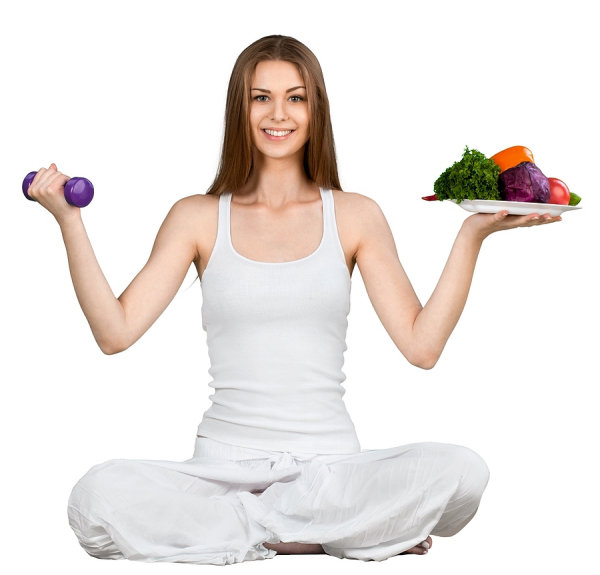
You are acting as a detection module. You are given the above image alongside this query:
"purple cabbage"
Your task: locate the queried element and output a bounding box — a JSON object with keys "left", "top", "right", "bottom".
{"left": 498, "top": 161, "right": 550, "bottom": 203}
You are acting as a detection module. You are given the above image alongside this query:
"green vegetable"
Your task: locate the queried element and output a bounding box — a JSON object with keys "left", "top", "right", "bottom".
{"left": 434, "top": 146, "right": 501, "bottom": 202}
{"left": 568, "top": 192, "right": 581, "bottom": 206}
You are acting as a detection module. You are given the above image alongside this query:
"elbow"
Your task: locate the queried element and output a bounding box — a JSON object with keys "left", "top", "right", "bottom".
{"left": 409, "top": 356, "right": 438, "bottom": 370}
{"left": 405, "top": 348, "right": 440, "bottom": 370}
{"left": 99, "top": 342, "right": 123, "bottom": 355}
{"left": 100, "top": 346, "right": 121, "bottom": 356}
{"left": 97, "top": 335, "right": 130, "bottom": 356}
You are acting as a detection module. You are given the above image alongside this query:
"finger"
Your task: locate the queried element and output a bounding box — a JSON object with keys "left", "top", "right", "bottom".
{"left": 542, "top": 215, "right": 562, "bottom": 224}
{"left": 37, "top": 164, "right": 58, "bottom": 184}
{"left": 34, "top": 167, "right": 58, "bottom": 188}
{"left": 39, "top": 170, "right": 63, "bottom": 186}
{"left": 43, "top": 166, "right": 67, "bottom": 182}
{"left": 33, "top": 167, "right": 47, "bottom": 184}
{"left": 522, "top": 213, "right": 559, "bottom": 227}
{"left": 503, "top": 213, "right": 539, "bottom": 227}
{"left": 27, "top": 168, "right": 48, "bottom": 199}
{"left": 32, "top": 170, "right": 70, "bottom": 202}
{"left": 525, "top": 213, "right": 542, "bottom": 222}
{"left": 45, "top": 171, "right": 70, "bottom": 191}
{"left": 531, "top": 214, "right": 561, "bottom": 225}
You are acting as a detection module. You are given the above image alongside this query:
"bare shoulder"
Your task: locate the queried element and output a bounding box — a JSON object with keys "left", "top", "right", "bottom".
{"left": 328, "top": 189, "right": 390, "bottom": 269}
{"left": 164, "top": 194, "right": 219, "bottom": 237}
{"left": 332, "top": 189, "right": 389, "bottom": 242}
{"left": 169, "top": 193, "right": 218, "bottom": 221}
{"left": 332, "top": 188, "right": 385, "bottom": 218}
{"left": 166, "top": 194, "right": 220, "bottom": 272}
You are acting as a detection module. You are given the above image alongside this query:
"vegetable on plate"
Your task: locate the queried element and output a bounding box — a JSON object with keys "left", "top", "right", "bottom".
{"left": 433, "top": 147, "right": 501, "bottom": 202}
{"left": 498, "top": 161, "right": 550, "bottom": 203}
{"left": 548, "top": 177, "right": 571, "bottom": 205}
{"left": 490, "top": 146, "right": 535, "bottom": 173}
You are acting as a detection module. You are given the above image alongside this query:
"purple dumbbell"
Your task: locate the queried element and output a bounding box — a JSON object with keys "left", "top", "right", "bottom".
{"left": 22, "top": 171, "right": 94, "bottom": 208}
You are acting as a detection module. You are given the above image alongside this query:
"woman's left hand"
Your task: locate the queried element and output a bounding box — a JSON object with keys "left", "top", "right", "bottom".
{"left": 463, "top": 210, "right": 562, "bottom": 241}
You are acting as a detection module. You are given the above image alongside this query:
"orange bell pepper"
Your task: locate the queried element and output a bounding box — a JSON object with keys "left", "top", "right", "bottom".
{"left": 490, "top": 146, "right": 535, "bottom": 173}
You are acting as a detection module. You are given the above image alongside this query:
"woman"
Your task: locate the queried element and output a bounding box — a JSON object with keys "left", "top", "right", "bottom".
{"left": 28, "top": 35, "right": 560, "bottom": 565}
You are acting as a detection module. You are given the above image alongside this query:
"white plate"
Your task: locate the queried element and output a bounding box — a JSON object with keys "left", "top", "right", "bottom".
{"left": 451, "top": 199, "right": 582, "bottom": 217}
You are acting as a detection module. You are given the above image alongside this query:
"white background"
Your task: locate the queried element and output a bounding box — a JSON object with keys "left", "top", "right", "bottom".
{"left": 1, "top": 0, "right": 598, "bottom": 573}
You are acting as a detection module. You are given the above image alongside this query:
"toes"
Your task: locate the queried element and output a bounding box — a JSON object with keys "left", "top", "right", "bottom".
{"left": 408, "top": 546, "right": 427, "bottom": 555}
{"left": 401, "top": 538, "right": 432, "bottom": 555}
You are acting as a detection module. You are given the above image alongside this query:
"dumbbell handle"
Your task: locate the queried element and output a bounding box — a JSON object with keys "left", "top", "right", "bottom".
{"left": 22, "top": 171, "right": 94, "bottom": 208}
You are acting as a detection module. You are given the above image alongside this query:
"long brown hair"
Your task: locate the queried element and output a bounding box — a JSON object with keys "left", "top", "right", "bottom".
{"left": 206, "top": 35, "right": 341, "bottom": 196}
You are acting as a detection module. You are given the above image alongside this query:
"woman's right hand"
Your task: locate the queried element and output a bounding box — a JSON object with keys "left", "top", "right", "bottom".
{"left": 27, "top": 163, "right": 80, "bottom": 224}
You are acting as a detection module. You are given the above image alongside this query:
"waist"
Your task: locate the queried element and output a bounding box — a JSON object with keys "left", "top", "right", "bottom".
{"left": 197, "top": 410, "right": 361, "bottom": 455}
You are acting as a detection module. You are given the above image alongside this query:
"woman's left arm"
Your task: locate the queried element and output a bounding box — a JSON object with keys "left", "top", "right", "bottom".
{"left": 355, "top": 196, "right": 561, "bottom": 369}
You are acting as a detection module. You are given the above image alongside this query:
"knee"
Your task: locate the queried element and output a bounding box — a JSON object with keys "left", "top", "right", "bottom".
{"left": 424, "top": 444, "right": 490, "bottom": 538}
{"left": 454, "top": 445, "right": 490, "bottom": 501}
{"left": 421, "top": 442, "right": 490, "bottom": 504}
{"left": 68, "top": 459, "right": 134, "bottom": 515}
{"left": 67, "top": 460, "right": 136, "bottom": 559}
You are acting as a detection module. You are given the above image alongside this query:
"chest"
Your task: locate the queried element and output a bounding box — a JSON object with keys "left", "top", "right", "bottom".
{"left": 195, "top": 192, "right": 358, "bottom": 279}
{"left": 201, "top": 257, "right": 351, "bottom": 329}
{"left": 230, "top": 202, "right": 324, "bottom": 263}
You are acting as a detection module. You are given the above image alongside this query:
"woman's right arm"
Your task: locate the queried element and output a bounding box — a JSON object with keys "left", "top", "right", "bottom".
{"left": 28, "top": 164, "right": 200, "bottom": 355}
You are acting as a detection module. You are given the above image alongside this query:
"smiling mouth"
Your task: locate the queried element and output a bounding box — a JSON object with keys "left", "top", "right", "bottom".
{"left": 263, "top": 129, "right": 295, "bottom": 137}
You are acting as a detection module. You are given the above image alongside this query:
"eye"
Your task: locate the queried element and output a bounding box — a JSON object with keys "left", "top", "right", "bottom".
{"left": 289, "top": 95, "right": 304, "bottom": 102}
{"left": 253, "top": 95, "right": 269, "bottom": 102}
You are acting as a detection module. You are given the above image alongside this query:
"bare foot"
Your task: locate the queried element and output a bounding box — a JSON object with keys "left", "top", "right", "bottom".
{"left": 401, "top": 536, "right": 432, "bottom": 556}
{"left": 263, "top": 541, "right": 325, "bottom": 554}
{"left": 264, "top": 536, "right": 432, "bottom": 556}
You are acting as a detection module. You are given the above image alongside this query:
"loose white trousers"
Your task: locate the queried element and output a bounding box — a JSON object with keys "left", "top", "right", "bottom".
{"left": 67, "top": 436, "right": 489, "bottom": 565}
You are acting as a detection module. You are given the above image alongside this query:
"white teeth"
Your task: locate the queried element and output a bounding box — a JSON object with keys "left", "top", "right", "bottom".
{"left": 264, "top": 129, "right": 293, "bottom": 137}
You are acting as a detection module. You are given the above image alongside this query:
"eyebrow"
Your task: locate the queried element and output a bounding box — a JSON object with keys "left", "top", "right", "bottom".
{"left": 250, "top": 86, "right": 306, "bottom": 93}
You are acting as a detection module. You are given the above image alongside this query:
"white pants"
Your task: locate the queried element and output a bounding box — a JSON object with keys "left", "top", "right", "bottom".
{"left": 67, "top": 436, "right": 489, "bottom": 565}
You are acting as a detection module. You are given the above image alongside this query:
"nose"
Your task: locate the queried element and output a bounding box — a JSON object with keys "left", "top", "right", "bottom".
{"left": 270, "top": 98, "right": 288, "bottom": 122}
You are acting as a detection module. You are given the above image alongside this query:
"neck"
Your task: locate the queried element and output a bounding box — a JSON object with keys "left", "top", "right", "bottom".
{"left": 238, "top": 149, "right": 316, "bottom": 207}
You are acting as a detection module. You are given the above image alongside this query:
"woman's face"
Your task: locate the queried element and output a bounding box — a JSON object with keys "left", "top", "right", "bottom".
{"left": 249, "top": 60, "right": 310, "bottom": 163}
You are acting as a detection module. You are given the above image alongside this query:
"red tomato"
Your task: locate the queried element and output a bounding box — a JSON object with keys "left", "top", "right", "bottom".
{"left": 548, "top": 177, "right": 570, "bottom": 205}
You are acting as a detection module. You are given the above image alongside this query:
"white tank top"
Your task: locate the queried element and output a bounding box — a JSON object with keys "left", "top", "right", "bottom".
{"left": 197, "top": 188, "right": 361, "bottom": 454}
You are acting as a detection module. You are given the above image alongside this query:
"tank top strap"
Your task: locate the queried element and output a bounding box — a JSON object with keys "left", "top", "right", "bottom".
{"left": 221, "top": 192, "right": 233, "bottom": 239}
{"left": 320, "top": 187, "right": 332, "bottom": 239}
{"left": 320, "top": 188, "right": 347, "bottom": 264}
{"left": 208, "top": 192, "right": 232, "bottom": 258}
